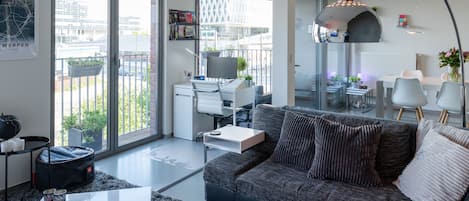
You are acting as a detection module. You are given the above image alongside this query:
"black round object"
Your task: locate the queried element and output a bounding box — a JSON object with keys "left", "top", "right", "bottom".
{"left": 0, "top": 114, "right": 21, "bottom": 141}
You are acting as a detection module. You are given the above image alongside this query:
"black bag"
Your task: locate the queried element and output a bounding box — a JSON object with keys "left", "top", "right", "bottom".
{"left": 35, "top": 146, "right": 95, "bottom": 190}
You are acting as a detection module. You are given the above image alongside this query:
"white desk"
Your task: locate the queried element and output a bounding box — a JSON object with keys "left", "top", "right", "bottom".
{"left": 173, "top": 81, "right": 255, "bottom": 141}
{"left": 376, "top": 75, "right": 469, "bottom": 119}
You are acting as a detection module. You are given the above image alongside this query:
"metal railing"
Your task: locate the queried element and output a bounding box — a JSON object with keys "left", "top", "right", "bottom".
{"left": 54, "top": 54, "right": 151, "bottom": 146}
{"left": 198, "top": 49, "right": 273, "bottom": 93}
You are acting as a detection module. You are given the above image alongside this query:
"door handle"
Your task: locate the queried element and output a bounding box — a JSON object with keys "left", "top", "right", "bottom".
{"left": 176, "top": 94, "right": 191, "bottom": 97}
{"left": 295, "top": 64, "right": 301, "bottom": 67}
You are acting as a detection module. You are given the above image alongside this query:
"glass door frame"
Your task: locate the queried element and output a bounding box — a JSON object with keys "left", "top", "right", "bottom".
{"left": 51, "top": 0, "right": 164, "bottom": 159}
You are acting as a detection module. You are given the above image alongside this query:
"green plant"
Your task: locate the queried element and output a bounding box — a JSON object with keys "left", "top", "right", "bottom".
{"left": 331, "top": 75, "right": 342, "bottom": 82}
{"left": 68, "top": 58, "right": 104, "bottom": 67}
{"left": 203, "top": 47, "right": 218, "bottom": 52}
{"left": 244, "top": 75, "right": 253, "bottom": 81}
{"left": 439, "top": 48, "right": 469, "bottom": 68}
{"left": 237, "top": 57, "right": 247, "bottom": 72}
{"left": 62, "top": 110, "right": 107, "bottom": 133}
{"left": 349, "top": 76, "right": 361, "bottom": 83}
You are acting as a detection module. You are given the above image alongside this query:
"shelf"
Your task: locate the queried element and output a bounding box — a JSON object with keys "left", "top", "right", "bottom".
{"left": 169, "top": 22, "right": 199, "bottom": 26}
{"left": 169, "top": 38, "right": 199, "bottom": 41}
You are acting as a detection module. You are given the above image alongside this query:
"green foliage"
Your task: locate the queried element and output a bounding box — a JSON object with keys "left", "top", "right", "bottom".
{"left": 237, "top": 57, "right": 247, "bottom": 72}
{"left": 331, "top": 75, "right": 342, "bottom": 82}
{"left": 62, "top": 110, "right": 107, "bottom": 132}
{"left": 349, "top": 76, "right": 361, "bottom": 83}
{"left": 68, "top": 58, "right": 104, "bottom": 67}
{"left": 439, "top": 48, "right": 469, "bottom": 68}
{"left": 244, "top": 75, "right": 253, "bottom": 81}
{"left": 203, "top": 47, "right": 218, "bottom": 52}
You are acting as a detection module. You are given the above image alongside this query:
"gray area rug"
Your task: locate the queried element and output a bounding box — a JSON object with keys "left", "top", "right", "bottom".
{"left": 0, "top": 171, "right": 181, "bottom": 201}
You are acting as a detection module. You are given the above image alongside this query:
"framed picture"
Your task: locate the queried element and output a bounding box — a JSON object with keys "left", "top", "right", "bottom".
{"left": 0, "top": 0, "right": 38, "bottom": 60}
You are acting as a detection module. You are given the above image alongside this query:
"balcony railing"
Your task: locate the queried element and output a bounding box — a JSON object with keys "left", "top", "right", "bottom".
{"left": 54, "top": 54, "right": 151, "bottom": 146}
{"left": 198, "top": 49, "right": 273, "bottom": 93}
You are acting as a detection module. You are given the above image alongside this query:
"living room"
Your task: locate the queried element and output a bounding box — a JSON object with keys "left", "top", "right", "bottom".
{"left": 0, "top": 0, "right": 468, "bottom": 201}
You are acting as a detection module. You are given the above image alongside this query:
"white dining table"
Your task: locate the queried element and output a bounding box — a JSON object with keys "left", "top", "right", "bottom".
{"left": 375, "top": 75, "right": 469, "bottom": 119}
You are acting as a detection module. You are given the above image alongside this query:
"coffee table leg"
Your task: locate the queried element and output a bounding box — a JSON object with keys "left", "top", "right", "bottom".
{"left": 204, "top": 146, "right": 207, "bottom": 163}
{"left": 30, "top": 151, "right": 33, "bottom": 188}
{"left": 48, "top": 146, "right": 51, "bottom": 188}
{"left": 5, "top": 153, "right": 8, "bottom": 201}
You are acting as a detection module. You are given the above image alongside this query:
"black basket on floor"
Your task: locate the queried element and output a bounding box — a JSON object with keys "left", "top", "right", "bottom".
{"left": 35, "top": 146, "right": 95, "bottom": 190}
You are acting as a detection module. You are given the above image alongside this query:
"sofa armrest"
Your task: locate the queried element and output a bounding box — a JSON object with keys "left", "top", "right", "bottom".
{"left": 203, "top": 149, "right": 269, "bottom": 192}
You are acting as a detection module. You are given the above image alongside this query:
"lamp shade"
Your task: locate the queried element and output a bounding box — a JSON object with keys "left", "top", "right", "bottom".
{"left": 314, "top": 0, "right": 382, "bottom": 43}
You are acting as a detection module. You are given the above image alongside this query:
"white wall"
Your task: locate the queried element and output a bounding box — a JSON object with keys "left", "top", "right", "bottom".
{"left": 162, "top": 0, "right": 196, "bottom": 135}
{"left": 0, "top": 0, "right": 52, "bottom": 190}
{"left": 354, "top": 0, "right": 469, "bottom": 78}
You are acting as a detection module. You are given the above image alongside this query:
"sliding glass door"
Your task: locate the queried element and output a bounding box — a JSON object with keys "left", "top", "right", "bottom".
{"left": 117, "top": 0, "right": 159, "bottom": 146}
{"left": 54, "top": 0, "right": 160, "bottom": 153}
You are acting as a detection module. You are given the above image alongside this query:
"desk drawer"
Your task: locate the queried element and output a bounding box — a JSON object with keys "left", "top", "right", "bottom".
{"left": 174, "top": 87, "right": 194, "bottom": 97}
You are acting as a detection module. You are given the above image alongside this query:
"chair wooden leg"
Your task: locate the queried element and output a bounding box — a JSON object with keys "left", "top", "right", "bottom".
{"left": 415, "top": 109, "right": 421, "bottom": 123}
{"left": 397, "top": 108, "right": 404, "bottom": 121}
{"left": 418, "top": 107, "right": 424, "bottom": 119}
{"left": 438, "top": 110, "right": 445, "bottom": 123}
{"left": 442, "top": 111, "right": 449, "bottom": 125}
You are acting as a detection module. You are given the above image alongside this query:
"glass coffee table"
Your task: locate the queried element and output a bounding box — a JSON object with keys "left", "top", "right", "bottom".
{"left": 41, "top": 187, "right": 152, "bottom": 201}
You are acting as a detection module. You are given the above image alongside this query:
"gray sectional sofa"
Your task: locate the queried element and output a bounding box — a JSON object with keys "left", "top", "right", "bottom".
{"left": 204, "top": 104, "right": 419, "bottom": 201}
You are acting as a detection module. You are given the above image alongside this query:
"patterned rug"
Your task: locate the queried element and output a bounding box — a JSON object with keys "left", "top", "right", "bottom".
{"left": 0, "top": 171, "right": 180, "bottom": 201}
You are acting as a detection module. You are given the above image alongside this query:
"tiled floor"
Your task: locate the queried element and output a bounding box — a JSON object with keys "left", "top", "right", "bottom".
{"left": 95, "top": 138, "right": 224, "bottom": 201}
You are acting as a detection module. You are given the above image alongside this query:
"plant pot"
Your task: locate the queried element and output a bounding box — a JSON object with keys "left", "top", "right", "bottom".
{"left": 245, "top": 80, "right": 254, "bottom": 87}
{"left": 448, "top": 66, "right": 461, "bottom": 82}
{"left": 202, "top": 51, "right": 221, "bottom": 58}
{"left": 68, "top": 64, "right": 103, "bottom": 77}
{"left": 68, "top": 128, "right": 103, "bottom": 151}
{"left": 351, "top": 82, "right": 359, "bottom": 88}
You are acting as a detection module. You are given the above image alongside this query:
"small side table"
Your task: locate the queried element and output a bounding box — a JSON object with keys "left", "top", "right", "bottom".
{"left": 203, "top": 126, "right": 265, "bottom": 163}
{"left": 346, "top": 87, "right": 374, "bottom": 113}
{"left": 0, "top": 136, "right": 50, "bottom": 201}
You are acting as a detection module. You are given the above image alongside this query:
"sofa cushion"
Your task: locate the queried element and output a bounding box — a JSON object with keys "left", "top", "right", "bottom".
{"left": 252, "top": 105, "right": 286, "bottom": 154}
{"left": 321, "top": 112, "right": 417, "bottom": 182}
{"left": 308, "top": 118, "right": 383, "bottom": 187}
{"left": 297, "top": 179, "right": 410, "bottom": 201}
{"left": 203, "top": 150, "right": 269, "bottom": 192}
{"left": 236, "top": 159, "right": 308, "bottom": 201}
{"left": 394, "top": 129, "right": 469, "bottom": 201}
{"left": 272, "top": 112, "right": 317, "bottom": 170}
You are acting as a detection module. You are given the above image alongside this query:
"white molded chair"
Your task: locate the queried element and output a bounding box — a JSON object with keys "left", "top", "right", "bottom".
{"left": 400, "top": 70, "right": 424, "bottom": 82}
{"left": 392, "top": 78, "right": 428, "bottom": 122}
{"left": 192, "top": 80, "right": 233, "bottom": 128}
{"left": 436, "top": 81, "right": 468, "bottom": 124}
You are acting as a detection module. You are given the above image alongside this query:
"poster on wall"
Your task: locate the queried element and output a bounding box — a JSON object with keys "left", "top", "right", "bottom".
{"left": 0, "top": 0, "right": 38, "bottom": 60}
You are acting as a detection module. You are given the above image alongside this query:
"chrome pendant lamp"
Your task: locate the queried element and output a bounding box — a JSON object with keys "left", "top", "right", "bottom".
{"left": 313, "top": 0, "right": 382, "bottom": 43}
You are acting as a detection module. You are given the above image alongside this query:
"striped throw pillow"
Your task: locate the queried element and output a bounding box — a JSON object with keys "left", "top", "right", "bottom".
{"left": 308, "top": 117, "right": 383, "bottom": 187}
{"left": 394, "top": 129, "right": 469, "bottom": 201}
{"left": 271, "top": 111, "right": 317, "bottom": 170}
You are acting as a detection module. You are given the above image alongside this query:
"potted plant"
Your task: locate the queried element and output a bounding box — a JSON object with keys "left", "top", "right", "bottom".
{"left": 349, "top": 76, "right": 361, "bottom": 88}
{"left": 237, "top": 57, "right": 248, "bottom": 76}
{"left": 63, "top": 110, "right": 106, "bottom": 151}
{"left": 439, "top": 48, "right": 469, "bottom": 82}
{"left": 68, "top": 58, "right": 104, "bottom": 77}
{"left": 244, "top": 75, "right": 254, "bottom": 87}
{"left": 201, "top": 47, "right": 221, "bottom": 58}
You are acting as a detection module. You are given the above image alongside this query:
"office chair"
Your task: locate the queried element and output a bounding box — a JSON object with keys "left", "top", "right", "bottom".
{"left": 392, "top": 78, "right": 427, "bottom": 122}
{"left": 192, "top": 80, "right": 233, "bottom": 129}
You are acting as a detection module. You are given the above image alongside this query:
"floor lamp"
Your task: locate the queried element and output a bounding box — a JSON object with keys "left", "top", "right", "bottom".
{"left": 443, "top": 0, "right": 466, "bottom": 127}
{"left": 314, "top": 0, "right": 466, "bottom": 127}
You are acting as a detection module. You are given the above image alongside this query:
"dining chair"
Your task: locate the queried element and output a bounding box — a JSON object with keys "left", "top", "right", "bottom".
{"left": 392, "top": 78, "right": 427, "bottom": 122}
{"left": 436, "top": 81, "right": 468, "bottom": 125}
{"left": 400, "top": 70, "right": 424, "bottom": 82}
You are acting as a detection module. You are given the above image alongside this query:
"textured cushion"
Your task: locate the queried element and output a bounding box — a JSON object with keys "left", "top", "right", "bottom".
{"left": 321, "top": 112, "right": 417, "bottom": 182}
{"left": 435, "top": 125, "right": 469, "bottom": 148}
{"left": 203, "top": 150, "right": 269, "bottom": 191}
{"left": 308, "top": 118, "right": 383, "bottom": 187}
{"left": 297, "top": 179, "right": 410, "bottom": 201}
{"left": 283, "top": 106, "right": 326, "bottom": 118}
{"left": 394, "top": 129, "right": 469, "bottom": 201}
{"left": 272, "top": 112, "right": 317, "bottom": 170}
{"left": 252, "top": 105, "right": 286, "bottom": 154}
{"left": 416, "top": 119, "right": 444, "bottom": 151}
{"left": 236, "top": 160, "right": 308, "bottom": 201}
